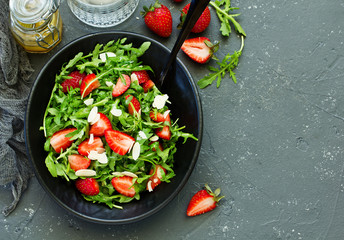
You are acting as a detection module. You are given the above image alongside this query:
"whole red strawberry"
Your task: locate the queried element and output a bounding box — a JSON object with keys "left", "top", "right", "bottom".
{"left": 179, "top": 3, "right": 211, "bottom": 33}
{"left": 141, "top": 0, "right": 172, "bottom": 37}
{"left": 186, "top": 184, "right": 224, "bottom": 216}
{"left": 75, "top": 178, "right": 99, "bottom": 196}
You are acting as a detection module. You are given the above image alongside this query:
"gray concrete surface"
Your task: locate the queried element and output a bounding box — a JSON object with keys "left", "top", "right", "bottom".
{"left": 2, "top": 0, "right": 344, "bottom": 239}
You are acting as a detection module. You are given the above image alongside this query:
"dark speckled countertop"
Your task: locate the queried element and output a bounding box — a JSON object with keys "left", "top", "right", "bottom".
{"left": 2, "top": 0, "right": 344, "bottom": 239}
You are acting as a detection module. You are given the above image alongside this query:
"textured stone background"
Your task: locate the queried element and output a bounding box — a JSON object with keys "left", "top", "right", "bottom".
{"left": 1, "top": 0, "right": 344, "bottom": 239}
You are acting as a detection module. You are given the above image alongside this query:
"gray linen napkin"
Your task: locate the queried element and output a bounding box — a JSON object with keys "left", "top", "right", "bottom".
{"left": 0, "top": 0, "right": 34, "bottom": 216}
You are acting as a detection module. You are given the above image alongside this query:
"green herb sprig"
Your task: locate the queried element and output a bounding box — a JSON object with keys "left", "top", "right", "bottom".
{"left": 198, "top": 0, "right": 246, "bottom": 88}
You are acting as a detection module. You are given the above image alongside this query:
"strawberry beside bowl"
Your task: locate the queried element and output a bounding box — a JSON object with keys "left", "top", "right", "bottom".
{"left": 25, "top": 31, "right": 202, "bottom": 224}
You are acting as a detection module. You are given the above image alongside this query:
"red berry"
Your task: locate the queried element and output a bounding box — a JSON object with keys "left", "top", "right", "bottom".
{"left": 146, "top": 164, "right": 166, "bottom": 191}
{"left": 50, "top": 128, "right": 77, "bottom": 153}
{"left": 89, "top": 113, "right": 112, "bottom": 137}
{"left": 75, "top": 178, "right": 99, "bottom": 196}
{"left": 78, "top": 137, "right": 104, "bottom": 156}
{"left": 186, "top": 184, "right": 224, "bottom": 216}
{"left": 112, "top": 74, "right": 131, "bottom": 97}
{"left": 104, "top": 130, "right": 135, "bottom": 156}
{"left": 181, "top": 37, "right": 218, "bottom": 64}
{"left": 142, "top": 79, "right": 155, "bottom": 92}
{"left": 155, "top": 126, "right": 171, "bottom": 140}
{"left": 80, "top": 73, "right": 101, "bottom": 98}
{"left": 180, "top": 3, "right": 211, "bottom": 33}
{"left": 111, "top": 176, "right": 136, "bottom": 197}
{"left": 125, "top": 95, "right": 141, "bottom": 116}
{"left": 131, "top": 70, "right": 150, "bottom": 84}
{"left": 61, "top": 71, "right": 86, "bottom": 93}
{"left": 68, "top": 154, "right": 91, "bottom": 171}
{"left": 141, "top": 0, "right": 172, "bottom": 37}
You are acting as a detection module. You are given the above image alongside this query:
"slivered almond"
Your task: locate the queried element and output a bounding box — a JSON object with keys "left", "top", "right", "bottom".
{"left": 147, "top": 180, "right": 153, "bottom": 192}
{"left": 132, "top": 142, "right": 140, "bottom": 160}
{"left": 84, "top": 98, "right": 94, "bottom": 106}
{"left": 75, "top": 169, "right": 96, "bottom": 177}
{"left": 110, "top": 107, "right": 122, "bottom": 117}
{"left": 138, "top": 131, "right": 147, "bottom": 139}
{"left": 87, "top": 106, "right": 98, "bottom": 123}
{"left": 152, "top": 94, "right": 169, "bottom": 109}
{"left": 88, "top": 134, "right": 94, "bottom": 144}
{"left": 163, "top": 110, "right": 171, "bottom": 119}
{"left": 149, "top": 135, "right": 159, "bottom": 142}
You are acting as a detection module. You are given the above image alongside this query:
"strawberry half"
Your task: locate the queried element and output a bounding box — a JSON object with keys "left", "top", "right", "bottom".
{"left": 146, "top": 164, "right": 166, "bottom": 191}
{"left": 179, "top": 3, "right": 211, "bottom": 33}
{"left": 142, "top": 79, "right": 155, "bottom": 93}
{"left": 186, "top": 184, "right": 224, "bottom": 216}
{"left": 104, "top": 129, "right": 135, "bottom": 156}
{"left": 78, "top": 137, "right": 104, "bottom": 156}
{"left": 75, "top": 178, "right": 99, "bottom": 196}
{"left": 141, "top": 0, "right": 172, "bottom": 38}
{"left": 80, "top": 73, "right": 101, "bottom": 98}
{"left": 125, "top": 95, "right": 141, "bottom": 116}
{"left": 50, "top": 128, "right": 77, "bottom": 153}
{"left": 61, "top": 71, "right": 86, "bottom": 93}
{"left": 150, "top": 111, "right": 171, "bottom": 124}
{"left": 131, "top": 70, "right": 150, "bottom": 84}
{"left": 111, "top": 176, "right": 136, "bottom": 197}
{"left": 89, "top": 113, "right": 112, "bottom": 137}
{"left": 181, "top": 37, "right": 219, "bottom": 64}
{"left": 68, "top": 154, "right": 91, "bottom": 171}
{"left": 112, "top": 74, "right": 131, "bottom": 97}
{"left": 155, "top": 126, "right": 171, "bottom": 140}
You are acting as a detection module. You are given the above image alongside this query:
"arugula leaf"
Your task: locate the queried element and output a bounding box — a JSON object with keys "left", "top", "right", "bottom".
{"left": 210, "top": 0, "right": 246, "bottom": 37}
{"left": 198, "top": 36, "right": 244, "bottom": 88}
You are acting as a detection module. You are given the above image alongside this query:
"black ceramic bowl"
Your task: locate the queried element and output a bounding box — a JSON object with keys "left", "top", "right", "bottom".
{"left": 25, "top": 31, "right": 202, "bottom": 224}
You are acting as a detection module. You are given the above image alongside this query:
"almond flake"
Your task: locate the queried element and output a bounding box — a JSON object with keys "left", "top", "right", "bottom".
{"left": 153, "top": 178, "right": 158, "bottom": 183}
{"left": 147, "top": 180, "right": 153, "bottom": 192}
{"left": 138, "top": 131, "right": 147, "bottom": 139}
{"left": 110, "top": 107, "right": 122, "bottom": 117}
{"left": 88, "top": 150, "right": 99, "bottom": 160}
{"left": 163, "top": 110, "right": 171, "bottom": 119}
{"left": 84, "top": 98, "right": 94, "bottom": 106}
{"left": 87, "top": 106, "right": 98, "bottom": 123}
{"left": 97, "top": 152, "right": 108, "bottom": 164}
{"left": 149, "top": 135, "right": 159, "bottom": 142}
{"left": 105, "top": 81, "right": 114, "bottom": 87}
{"left": 99, "top": 52, "right": 116, "bottom": 62}
{"left": 132, "top": 142, "right": 140, "bottom": 160}
{"left": 121, "top": 171, "right": 138, "bottom": 178}
{"left": 75, "top": 169, "right": 96, "bottom": 177}
{"left": 130, "top": 73, "right": 138, "bottom": 83}
{"left": 88, "top": 134, "right": 94, "bottom": 144}
{"left": 112, "top": 172, "right": 124, "bottom": 177}
{"left": 128, "top": 140, "right": 135, "bottom": 153}
{"left": 90, "top": 113, "right": 100, "bottom": 125}
{"left": 152, "top": 94, "right": 169, "bottom": 109}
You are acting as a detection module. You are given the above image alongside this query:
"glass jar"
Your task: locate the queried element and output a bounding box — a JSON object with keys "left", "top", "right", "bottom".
{"left": 9, "top": 0, "right": 63, "bottom": 53}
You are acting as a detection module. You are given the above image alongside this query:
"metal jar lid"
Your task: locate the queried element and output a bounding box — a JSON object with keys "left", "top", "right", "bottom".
{"left": 9, "top": 0, "right": 58, "bottom": 24}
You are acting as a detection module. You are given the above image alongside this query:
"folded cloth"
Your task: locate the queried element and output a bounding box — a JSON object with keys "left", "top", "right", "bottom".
{"left": 0, "top": 0, "right": 34, "bottom": 216}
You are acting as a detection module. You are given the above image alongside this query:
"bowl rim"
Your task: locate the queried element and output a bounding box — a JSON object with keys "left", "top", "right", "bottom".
{"left": 25, "top": 30, "right": 203, "bottom": 224}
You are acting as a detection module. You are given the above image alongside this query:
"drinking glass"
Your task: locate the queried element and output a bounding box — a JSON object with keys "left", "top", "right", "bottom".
{"left": 67, "top": 0, "right": 139, "bottom": 28}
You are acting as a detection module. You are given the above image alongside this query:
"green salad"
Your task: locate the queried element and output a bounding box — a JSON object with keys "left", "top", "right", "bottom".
{"left": 42, "top": 38, "right": 197, "bottom": 209}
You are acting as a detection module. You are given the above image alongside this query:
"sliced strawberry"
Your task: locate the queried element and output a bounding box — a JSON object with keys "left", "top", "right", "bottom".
{"left": 111, "top": 176, "right": 136, "bottom": 197}
{"left": 112, "top": 74, "right": 131, "bottom": 97}
{"left": 186, "top": 184, "right": 224, "bottom": 216}
{"left": 78, "top": 137, "right": 104, "bottom": 156}
{"left": 61, "top": 71, "right": 86, "bottom": 93}
{"left": 149, "top": 111, "right": 171, "bottom": 124}
{"left": 125, "top": 95, "right": 141, "bottom": 116}
{"left": 181, "top": 37, "right": 219, "bottom": 64}
{"left": 50, "top": 128, "right": 77, "bottom": 153}
{"left": 146, "top": 164, "right": 166, "bottom": 191}
{"left": 89, "top": 113, "right": 112, "bottom": 137}
{"left": 131, "top": 70, "right": 150, "bottom": 84}
{"left": 80, "top": 73, "right": 101, "bottom": 98}
{"left": 155, "top": 126, "right": 171, "bottom": 140}
{"left": 142, "top": 79, "right": 155, "bottom": 93}
{"left": 75, "top": 178, "right": 99, "bottom": 196}
{"left": 68, "top": 154, "right": 91, "bottom": 171}
{"left": 104, "top": 130, "right": 135, "bottom": 156}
